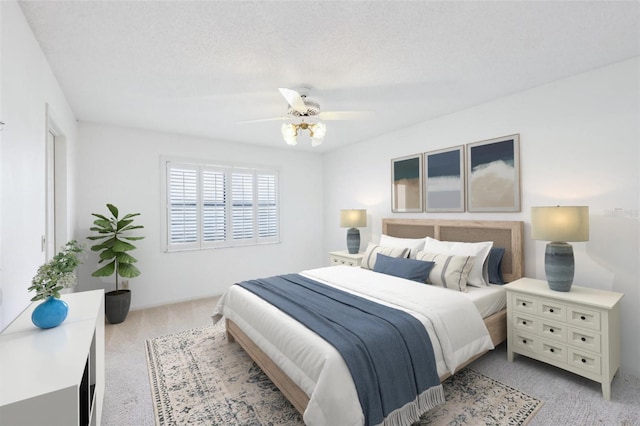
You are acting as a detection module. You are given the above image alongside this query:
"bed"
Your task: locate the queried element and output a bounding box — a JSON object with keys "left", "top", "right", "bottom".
{"left": 213, "top": 218, "right": 523, "bottom": 425}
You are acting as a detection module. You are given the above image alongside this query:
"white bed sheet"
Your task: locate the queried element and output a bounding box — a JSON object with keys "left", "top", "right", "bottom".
{"left": 212, "top": 266, "right": 494, "bottom": 426}
{"left": 464, "top": 284, "right": 507, "bottom": 318}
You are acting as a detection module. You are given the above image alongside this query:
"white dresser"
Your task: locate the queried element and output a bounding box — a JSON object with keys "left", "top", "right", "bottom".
{"left": 0, "top": 290, "right": 105, "bottom": 425}
{"left": 329, "top": 250, "right": 364, "bottom": 267}
{"left": 505, "top": 278, "right": 623, "bottom": 400}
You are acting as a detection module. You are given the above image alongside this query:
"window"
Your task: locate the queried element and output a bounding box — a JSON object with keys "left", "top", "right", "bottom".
{"left": 165, "top": 160, "right": 279, "bottom": 251}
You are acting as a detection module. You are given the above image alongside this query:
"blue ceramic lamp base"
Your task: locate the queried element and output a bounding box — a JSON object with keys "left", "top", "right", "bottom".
{"left": 346, "top": 228, "right": 360, "bottom": 254}
{"left": 545, "top": 242, "right": 575, "bottom": 292}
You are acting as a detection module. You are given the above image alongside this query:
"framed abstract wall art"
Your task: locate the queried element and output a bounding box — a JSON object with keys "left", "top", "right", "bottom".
{"left": 424, "top": 145, "right": 465, "bottom": 212}
{"left": 466, "top": 134, "right": 521, "bottom": 212}
{"left": 391, "top": 154, "right": 423, "bottom": 212}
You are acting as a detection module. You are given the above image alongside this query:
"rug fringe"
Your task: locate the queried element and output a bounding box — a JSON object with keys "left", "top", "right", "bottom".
{"left": 145, "top": 339, "right": 166, "bottom": 426}
{"left": 378, "top": 384, "right": 446, "bottom": 426}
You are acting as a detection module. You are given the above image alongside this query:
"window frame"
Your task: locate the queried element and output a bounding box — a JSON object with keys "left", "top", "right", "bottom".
{"left": 161, "top": 157, "right": 280, "bottom": 252}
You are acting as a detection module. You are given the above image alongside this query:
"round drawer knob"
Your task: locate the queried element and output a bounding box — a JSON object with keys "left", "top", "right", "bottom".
{"left": 581, "top": 337, "right": 586, "bottom": 342}
{"left": 550, "top": 348, "right": 555, "bottom": 353}
{"left": 522, "top": 321, "right": 527, "bottom": 325}
{"left": 522, "top": 302, "right": 527, "bottom": 307}
{"left": 581, "top": 358, "right": 587, "bottom": 363}
{"left": 550, "top": 329, "right": 554, "bottom": 333}
{"left": 580, "top": 315, "right": 586, "bottom": 321}
{"left": 522, "top": 339, "right": 527, "bottom": 344}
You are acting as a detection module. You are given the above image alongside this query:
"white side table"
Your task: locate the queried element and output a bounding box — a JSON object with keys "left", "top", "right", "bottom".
{"left": 505, "top": 278, "right": 623, "bottom": 400}
{"left": 329, "top": 250, "right": 364, "bottom": 267}
{"left": 0, "top": 290, "right": 105, "bottom": 425}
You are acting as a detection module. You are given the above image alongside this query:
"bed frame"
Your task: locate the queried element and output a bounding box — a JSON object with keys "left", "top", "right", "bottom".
{"left": 226, "top": 218, "right": 524, "bottom": 415}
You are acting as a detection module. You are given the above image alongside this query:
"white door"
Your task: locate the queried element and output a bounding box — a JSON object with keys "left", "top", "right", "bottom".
{"left": 46, "top": 130, "right": 56, "bottom": 259}
{"left": 0, "top": 0, "right": 3, "bottom": 327}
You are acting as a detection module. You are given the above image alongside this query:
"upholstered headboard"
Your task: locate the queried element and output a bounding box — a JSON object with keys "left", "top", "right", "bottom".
{"left": 382, "top": 218, "right": 524, "bottom": 283}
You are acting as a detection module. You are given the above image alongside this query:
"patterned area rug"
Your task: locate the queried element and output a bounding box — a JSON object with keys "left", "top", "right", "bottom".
{"left": 145, "top": 322, "right": 542, "bottom": 425}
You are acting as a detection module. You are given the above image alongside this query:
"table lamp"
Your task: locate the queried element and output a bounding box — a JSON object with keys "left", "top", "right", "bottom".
{"left": 340, "top": 209, "right": 367, "bottom": 254}
{"left": 531, "top": 206, "right": 589, "bottom": 292}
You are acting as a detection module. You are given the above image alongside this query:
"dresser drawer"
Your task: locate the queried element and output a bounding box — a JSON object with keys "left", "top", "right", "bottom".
{"left": 512, "top": 331, "right": 538, "bottom": 353}
{"left": 540, "top": 319, "right": 566, "bottom": 342}
{"left": 329, "top": 251, "right": 364, "bottom": 267}
{"left": 567, "top": 306, "right": 601, "bottom": 331}
{"left": 539, "top": 300, "right": 566, "bottom": 322}
{"left": 541, "top": 340, "right": 567, "bottom": 363}
{"left": 513, "top": 313, "right": 537, "bottom": 333}
{"left": 568, "top": 327, "right": 602, "bottom": 354}
{"left": 331, "top": 257, "right": 357, "bottom": 266}
{"left": 511, "top": 294, "right": 537, "bottom": 314}
{"left": 569, "top": 348, "right": 601, "bottom": 375}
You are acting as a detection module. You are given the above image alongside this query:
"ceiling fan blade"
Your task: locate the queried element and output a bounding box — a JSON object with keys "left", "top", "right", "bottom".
{"left": 278, "top": 87, "right": 307, "bottom": 114}
{"left": 236, "top": 116, "right": 289, "bottom": 124}
{"left": 317, "top": 111, "right": 374, "bottom": 121}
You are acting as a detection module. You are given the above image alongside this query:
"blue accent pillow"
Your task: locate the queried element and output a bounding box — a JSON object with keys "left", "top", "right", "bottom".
{"left": 488, "top": 247, "right": 506, "bottom": 284}
{"left": 373, "top": 253, "right": 435, "bottom": 283}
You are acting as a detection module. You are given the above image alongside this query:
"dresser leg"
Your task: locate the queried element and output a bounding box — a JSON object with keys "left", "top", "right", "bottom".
{"left": 507, "top": 348, "right": 514, "bottom": 362}
{"left": 602, "top": 381, "right": 611, "bottom": 400}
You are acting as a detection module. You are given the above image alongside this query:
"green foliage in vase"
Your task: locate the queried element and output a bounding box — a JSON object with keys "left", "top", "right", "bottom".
{"left": 88, "top": 203, "right": 144, "bottom": 291}
{"left": 28, "top": 240, "right": 84, "bottom": 301}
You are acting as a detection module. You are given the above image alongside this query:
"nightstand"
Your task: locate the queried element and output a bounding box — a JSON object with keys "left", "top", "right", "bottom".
{"left": 329, "top": 250, "right": 364, "bottom": 267}
{"left": 505, "top": 278, "right": 623, "bottom": 400}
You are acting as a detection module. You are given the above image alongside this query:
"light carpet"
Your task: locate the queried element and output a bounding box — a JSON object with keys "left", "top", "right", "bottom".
{"left": 145, "top": 322, "right": 542, "bottom": 425}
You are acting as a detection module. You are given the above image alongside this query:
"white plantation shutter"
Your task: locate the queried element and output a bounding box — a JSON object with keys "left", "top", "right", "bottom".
{"left": 168, "top": 165, "right": 198, "bottom": 249}
{"left": 202, "top": 168, "right": 226, "bottom": 245}
{"left": 257, "top": 172, "right": 278, "bottom": 240}
{"left": 231, "top": 172, "right": 254, "bottom": 241}
{"left": 166, "top": 161, "right": 278, "bottom": 251}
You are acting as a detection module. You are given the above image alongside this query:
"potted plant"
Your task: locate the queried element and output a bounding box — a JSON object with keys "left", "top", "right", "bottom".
{"left": 28, "top": 240, "right": 84, "bottom": 329}
{"left": 88, "top": 203, "right": 144, "bottom": 324}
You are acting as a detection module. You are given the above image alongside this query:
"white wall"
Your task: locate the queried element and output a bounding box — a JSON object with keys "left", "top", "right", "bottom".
{"left": 323, "top": 57, "right": 640, "bottom": 377}
{"left": 0, "top": 1, "right": 78, "bottom": 331}
{"left": 74, "top": 123, "right": 324, "bottom": 310}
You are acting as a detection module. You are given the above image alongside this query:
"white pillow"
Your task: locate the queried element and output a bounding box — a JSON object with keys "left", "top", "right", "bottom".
{"left": 361, "top": 242, "right": 410, "bottom": 270}
{"left": 415, "top": 251, "right": 475, "bottom": 292}
{"left": 379, "top": 234, "right": 426, "bottom": 259}
{"left": 422, "top": 237, "right": 493, "bottom": 287}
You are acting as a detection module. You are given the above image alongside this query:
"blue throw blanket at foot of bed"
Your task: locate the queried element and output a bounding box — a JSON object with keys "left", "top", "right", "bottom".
{"left": 237, "top": 273, "right": 445, "bottom": 426}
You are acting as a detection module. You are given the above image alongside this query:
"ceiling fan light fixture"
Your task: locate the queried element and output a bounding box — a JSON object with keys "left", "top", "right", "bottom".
{"left": 281, "top": 121, "right": 326, "bottom": 147}
{"left": 281, "top": 123, "right": 298, "bottom": 145}
{"left": 284, "top": 135, "right": 298, "bottom": 145}
{"left": 310, "top": 122, "right": 326, "bottom": 139}
{"left": 309, "top": 122, "right": 326, "bottom": 147}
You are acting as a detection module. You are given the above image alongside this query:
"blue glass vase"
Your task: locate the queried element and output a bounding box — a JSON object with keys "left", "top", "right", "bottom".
{"left": 31, "top": 297, "right": 69, "bottom": 329}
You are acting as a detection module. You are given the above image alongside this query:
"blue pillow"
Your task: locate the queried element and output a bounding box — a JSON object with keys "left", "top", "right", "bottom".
{"left": 373, "top": 253, "right": 435, "bottom": 283}
{"left": 488, "top": 247, "right": 506, "bottom": 284}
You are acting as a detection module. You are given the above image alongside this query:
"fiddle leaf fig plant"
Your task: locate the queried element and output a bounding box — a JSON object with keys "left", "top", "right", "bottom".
{"left": 88, "top": 203, "right": 144, "bottom": 292}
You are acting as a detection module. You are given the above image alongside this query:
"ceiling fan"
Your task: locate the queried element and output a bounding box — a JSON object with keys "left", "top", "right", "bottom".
{"left": 238, "top": 87, "right": 373, "bottom": 146}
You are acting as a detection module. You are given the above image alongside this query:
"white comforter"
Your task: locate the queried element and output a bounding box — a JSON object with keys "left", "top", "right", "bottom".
{"left": 212, "top": 266, "right": 494, "bottom": 426}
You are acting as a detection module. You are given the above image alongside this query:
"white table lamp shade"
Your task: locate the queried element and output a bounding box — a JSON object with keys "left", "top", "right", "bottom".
{"left": 531, "top": 206, "right": 589, "bottom": 242}
{"left": 340, "top": 209, "right": 367, "bottom": 228}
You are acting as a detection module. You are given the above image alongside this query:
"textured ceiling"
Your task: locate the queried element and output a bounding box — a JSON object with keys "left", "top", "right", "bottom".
{"left": 18, "top": 1, "right": 640, "bottom": 152}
